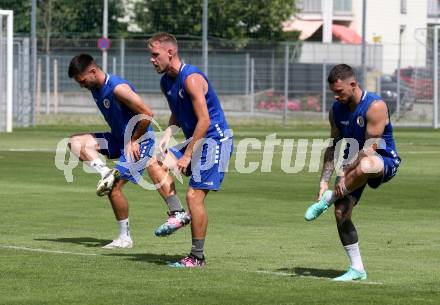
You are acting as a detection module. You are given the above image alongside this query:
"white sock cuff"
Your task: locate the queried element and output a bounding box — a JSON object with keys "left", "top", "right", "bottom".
{"left": 88, "top": 158, "right": 104, "bottom": 167}
{"left": 87, "top": 158, "right": 110, "bottom": 178}
{"left": 118, "top": 218, "right": 129, "bottom": 224}
{"left": 344, "top": 242, "right": 359, "bottom": 250}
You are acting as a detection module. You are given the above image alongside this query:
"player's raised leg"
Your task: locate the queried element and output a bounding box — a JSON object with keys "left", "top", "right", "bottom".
{"left": 305, "top": 154, "right": 383, "bottom": 221}
{"left": 68, "top": 133, "right": 119, "bottom": 196}
{"left": 147, "top": 154, "right": 191, "bottom": 237}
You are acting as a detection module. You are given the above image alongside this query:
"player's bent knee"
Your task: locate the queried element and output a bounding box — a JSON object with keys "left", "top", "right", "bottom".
{"left": 186, "top": 192, "right": 196, "bottom": 205}
{"left": 147, "top": 157, "right": 159, "bottom": 171}
{"left": 69, "top": 134, "right": 92, "bottom": 149}
{"left": 334, "top": 208, "right": 346, "bottom": 223}
{"left": 186, "top": 189, "right": 202, "bottom": 207}
{"left": 108, "top": 180, "right": 126, "bottom": 196}
{"left": 359, "top": 155, "right": 384, "bottom": 177}
{"left": 109, "top": 185, "right": 123, "bottom": 197}
{"left": 68, "top": 135, "right": 83, "bottom": 152}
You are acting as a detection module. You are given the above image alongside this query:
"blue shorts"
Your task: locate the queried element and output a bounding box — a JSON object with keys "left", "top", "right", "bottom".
{"left": 169, "top": 137, "right": 233, "bottom": 191}
{"left": 94, "top": 132, "right": 155, "bottom": 184}
{"left": 349, "top": 155, "right": 401, "bottom": 201}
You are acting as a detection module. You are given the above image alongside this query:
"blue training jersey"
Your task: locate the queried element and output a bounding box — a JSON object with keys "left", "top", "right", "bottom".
{"left": 332, "top": 90, "right": 399, "bottom": 159}
{"left": 160, "top": 63, "right": 230, "bottom": 141}
{"left": 91, "top": 74, "right": 152, "bottom": 143}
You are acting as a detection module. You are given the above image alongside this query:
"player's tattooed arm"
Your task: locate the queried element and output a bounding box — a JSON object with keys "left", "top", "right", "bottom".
{"left": 320, "top": 108, "right": 340, "bottom": 183}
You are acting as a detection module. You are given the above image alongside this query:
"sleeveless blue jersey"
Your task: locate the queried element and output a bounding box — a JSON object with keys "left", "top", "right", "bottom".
{"left": 332, "top": 91, "right": 399, "bottom": 159}
{"left": 91, "top": 74, "right": 152, "bottom": 143}
{"left": 160, "top": 64, "right": 230, "bottom": 141}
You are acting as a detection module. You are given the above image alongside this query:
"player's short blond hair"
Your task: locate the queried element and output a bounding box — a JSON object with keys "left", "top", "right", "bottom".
{"left": 147, "top": 32, "right": 178, "bottom": 50}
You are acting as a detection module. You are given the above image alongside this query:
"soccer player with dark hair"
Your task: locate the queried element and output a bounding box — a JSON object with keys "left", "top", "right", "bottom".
{"left": 67, "top": 54, "right": 190, "bottom": 249}
{"left": 304, "top": 64, "right": 401, "bottom": 281}
{"left": 147, "top": 32, "right": 233, "bottom": 267}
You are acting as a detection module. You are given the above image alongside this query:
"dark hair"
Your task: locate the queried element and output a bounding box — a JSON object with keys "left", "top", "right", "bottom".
{"left": 68, "top": 54, "right": 96, "bottom": 78}
{"left": 327, "top": 64, "right": 356, "bottom": 84}
{"left": 147, "top": 32, "right": 178, "bottom": 49}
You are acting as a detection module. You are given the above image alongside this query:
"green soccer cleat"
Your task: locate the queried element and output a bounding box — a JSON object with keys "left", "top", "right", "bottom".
{"left": 333, "top": 267, "right": 367, "bottom": 281}
{"left": 304, "top": 190, "right": 331, "bottom": 221}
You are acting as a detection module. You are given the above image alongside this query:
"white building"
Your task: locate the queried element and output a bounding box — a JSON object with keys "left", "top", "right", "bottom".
{"left": 287, "top": 0, "right": 434, "bottom": 73}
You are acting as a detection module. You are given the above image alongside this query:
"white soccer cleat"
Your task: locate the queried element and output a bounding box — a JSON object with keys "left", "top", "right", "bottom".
{"left": 96, "top": 168, "right": 120, "bottom": 197}
{"left": 102, "top": 237, "right": 133, "bottom": 249}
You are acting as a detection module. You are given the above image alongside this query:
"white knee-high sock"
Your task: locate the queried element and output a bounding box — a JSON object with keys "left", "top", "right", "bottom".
{"left": 344, "top": 242, "right": 365, "bottom": 272}
{"left": 87, "top": 159, "right": 111, "bottom": 178}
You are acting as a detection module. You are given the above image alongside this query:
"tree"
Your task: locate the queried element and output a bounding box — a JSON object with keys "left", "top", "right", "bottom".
{"left": 134, "top": 0, "right": 297, "bottom": 43}
{"left": 0, "top": 0, "right": 32, "bottom": 33}
{"left": 0, "top": 0, "right": 128, "bottom": 38}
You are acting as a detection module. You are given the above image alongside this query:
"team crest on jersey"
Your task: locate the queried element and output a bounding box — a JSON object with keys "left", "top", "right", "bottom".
{"left": 356, "top": 116, "right": 365, "bottom": 127}
{"left": 179, "top": 89, "right": 184, "bottom": 99}
{"left": 103, "top": 99, "right": 111, "bottom": 109}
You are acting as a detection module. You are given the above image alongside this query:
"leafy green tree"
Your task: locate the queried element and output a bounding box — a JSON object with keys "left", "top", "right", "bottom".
{"left": 0, "top": 0, "right": 128, "bottom": 37}
{"left": 0, "top": 0, "right": 32, "bottom": 33}
{"left": 135, "top": 0, "right": 297, "bottom": 43}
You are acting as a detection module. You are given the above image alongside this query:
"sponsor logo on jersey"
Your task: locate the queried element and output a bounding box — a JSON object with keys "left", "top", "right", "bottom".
{"left": 340, "top": 120, "right": 349, "bottom": 126}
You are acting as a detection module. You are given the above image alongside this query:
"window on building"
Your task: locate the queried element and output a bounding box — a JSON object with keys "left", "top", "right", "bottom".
{"left": 297, "top": 0, "right": 322, "bottom": 14}
{"left": 401, "top": 0, "right": 407, "bottom": 14}
{"left": 334, "top": 0, "right": 352, "bottom": 13}
{"left": 428, "top": 0, "right": 440, "bottom": 17}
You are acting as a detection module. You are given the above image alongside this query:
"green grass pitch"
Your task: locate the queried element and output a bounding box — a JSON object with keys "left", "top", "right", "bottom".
{"left": 0, "top": 123, "right": 439, "bottom": 305}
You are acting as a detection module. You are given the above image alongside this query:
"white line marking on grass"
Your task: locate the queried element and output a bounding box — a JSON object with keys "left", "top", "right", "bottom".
{"left": 255, "top": 270, "right": 383, "bottom": 285}
{"left": 0, "top": 245, "right": 98, "bottom": 256}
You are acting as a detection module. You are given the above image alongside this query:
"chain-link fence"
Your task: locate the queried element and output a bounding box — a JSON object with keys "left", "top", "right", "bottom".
{"left": 26, "top": 35, "right": 437, "bottom": 127}
{"left": 3, "top": 34, "right": 440, "bottom": 128}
